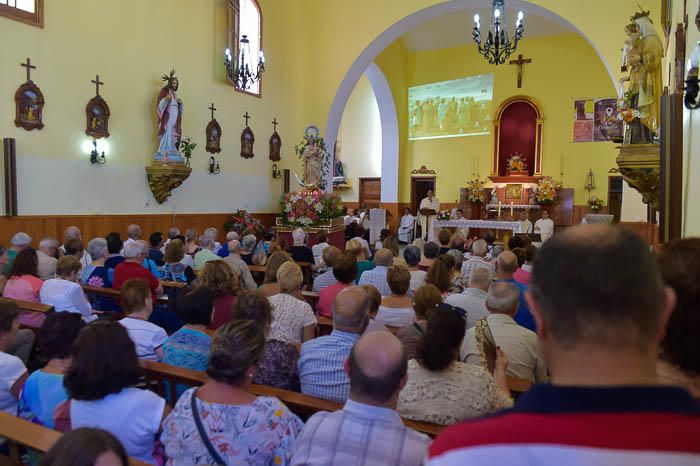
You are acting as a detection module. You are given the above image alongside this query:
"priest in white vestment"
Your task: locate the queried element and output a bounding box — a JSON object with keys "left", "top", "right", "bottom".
{"left": 517, "top": 211, "right": 533, "bottom": 234}
{"left": 419, "top": 190, "right": 440, "bottom": 241}
{"left": 534, "top": 210, "right": 555, "bottom": 242}
{"left": 398, "top": 207, "right": 416, "bottom": 244}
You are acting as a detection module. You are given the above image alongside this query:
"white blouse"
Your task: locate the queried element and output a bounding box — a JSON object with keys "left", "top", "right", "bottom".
{"left": 397, "top": 360, "right": 513, "bottom": 425}
{"left": 268, "top": 293, "right": 318, "bottom": 345}
{"left": 376, "top": 306, "right": 416, "bottom": 328}
{"left": 40, "top": 278, "right": 93, "bottom": 318}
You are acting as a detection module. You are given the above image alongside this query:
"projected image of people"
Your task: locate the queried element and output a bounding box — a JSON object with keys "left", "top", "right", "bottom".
{"left": 409, "top": 74, "right": 494, "bottom": 140}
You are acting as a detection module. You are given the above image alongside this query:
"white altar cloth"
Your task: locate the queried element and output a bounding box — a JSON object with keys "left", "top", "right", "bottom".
{"left": 429, "top": 220, "right": 521, "bottom": 241}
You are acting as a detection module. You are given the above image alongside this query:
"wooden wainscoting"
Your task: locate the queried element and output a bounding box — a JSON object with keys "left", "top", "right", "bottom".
{"left": 0, "top": 212, "right": 279, "bottom": 247}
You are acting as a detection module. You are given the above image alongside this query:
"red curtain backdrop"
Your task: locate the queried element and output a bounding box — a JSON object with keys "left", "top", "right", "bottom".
{"left": 498, "top": 102, "right": 537, "bottom": 176}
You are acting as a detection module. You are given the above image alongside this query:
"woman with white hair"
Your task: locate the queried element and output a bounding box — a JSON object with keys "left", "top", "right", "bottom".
{"left": 80, "top": 238, "right": 111, "bottom": 288}
{"left": 239, "top": 234, "right": 257, "bottom": 265}
{"left": 287, "top": 229, "right": 315, "bottom": 264}
{"left": 80, "top": 238, "right": 119, "bottom": 311}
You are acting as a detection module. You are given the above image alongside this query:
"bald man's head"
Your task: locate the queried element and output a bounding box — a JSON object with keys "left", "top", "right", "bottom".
{"left": 333, "top": 286, "right": 370, "bottom": 332}
{"left": 374, "top": 248, "right": 394, "bottom": 267}
{"left": 347, "top": 331, "right": 408, "bottom": 404}
{"left": 497, "top": 251, "right": 518, "bottom": 275}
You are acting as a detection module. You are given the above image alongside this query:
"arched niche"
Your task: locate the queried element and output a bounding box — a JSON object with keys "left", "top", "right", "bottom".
{"left": 491, "top": 96, "right": 543, "bottom": 182}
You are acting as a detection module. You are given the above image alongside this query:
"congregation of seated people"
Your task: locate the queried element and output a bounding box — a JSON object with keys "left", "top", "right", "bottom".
{"left": 0, "top": 222, "right": 698, "bottom": 465}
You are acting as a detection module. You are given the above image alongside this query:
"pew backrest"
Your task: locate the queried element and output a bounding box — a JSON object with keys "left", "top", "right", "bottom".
{"left": 0, "top": 412, "right": 149, "bottom": 466}
{"left": 140, "top": 360, "right": 444, "bottom": 437}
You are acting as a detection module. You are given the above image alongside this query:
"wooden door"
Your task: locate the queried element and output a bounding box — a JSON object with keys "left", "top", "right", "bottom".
{"left": 410, "top": 177, "right": 436, "bottom": 214}
{"left": 359, "top": 177, "right": 381, "bottom": 209}
{"left": 608, "top": 176, "right": 623, "bottom": 224}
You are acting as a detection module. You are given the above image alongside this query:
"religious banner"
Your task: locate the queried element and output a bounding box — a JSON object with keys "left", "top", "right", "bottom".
{"left": 573, "top": 98, "right": 594, "bottom": 142}
{"left": 573, "top": 97, "right": 622, "bottom": 142}
{"left": 593, "top": 98, "right": 623, "bottom": 142}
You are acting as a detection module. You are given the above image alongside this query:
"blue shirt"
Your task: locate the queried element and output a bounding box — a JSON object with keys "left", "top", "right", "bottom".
{"left": 298, "top": 330, "right": 360, "bottom": 403}
{"left": 163, "top": 327, "right": 211, "bottom": 400}
{"left": 357, "top": 266, "right": 391, "bottom": 296}
{"left": 216, "top": 243, "right": 230, "bottom": 258}
{"left": 19, "top": 370, "right": 67, "bottom": 428}
{"left": 498, "top": 278, "right": 536, "bottom": 331}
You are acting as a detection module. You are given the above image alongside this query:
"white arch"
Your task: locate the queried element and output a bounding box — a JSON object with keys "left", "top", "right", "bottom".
{"left": 324, "top": 0, "right": 616, "bottom": 191}
{"left": 365, "top": 63, "right": 399, "bottom": 202}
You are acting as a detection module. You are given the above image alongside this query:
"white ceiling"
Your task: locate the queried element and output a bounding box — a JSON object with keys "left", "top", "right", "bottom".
{"left": 401, "top": 7, "right": 576, "bottom": 52}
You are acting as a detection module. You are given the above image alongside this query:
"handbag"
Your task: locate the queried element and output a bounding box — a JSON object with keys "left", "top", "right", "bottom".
{"left": 190, "top": 389, "right": 226, "bottom": 466}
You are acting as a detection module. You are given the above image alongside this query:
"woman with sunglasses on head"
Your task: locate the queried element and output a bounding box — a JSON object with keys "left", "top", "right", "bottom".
{"left": 397, "top": 303, "right": 512, "bottom": 425}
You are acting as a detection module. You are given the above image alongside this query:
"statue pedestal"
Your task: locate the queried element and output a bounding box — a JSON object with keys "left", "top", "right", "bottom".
{"left": 145, "top": 161, "right": 192, "bottom": 204}
{"left": 275, "top": 217, "right": 346, "bottom": 250}
{"left": 616, "top": 143, "right": 660, "bottom": 210}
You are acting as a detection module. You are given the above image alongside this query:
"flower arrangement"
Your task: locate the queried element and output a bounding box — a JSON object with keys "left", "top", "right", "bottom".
{"left": 179, "top": 137, "right": 197, "bottom": 167}
{"left": 507, "top": 153, "right": 528, "bottom": 173}
{"left": 223, "top": 209, "right": 264, "bottom": 235}
{"left": 437, "top": 210, "right": 451, "bottom": 221}
{"left": 280, "top": 190, "right": 343, "bottom": 227}
{"left": 588, "top": 196, "right": 604, "bottom": 211}
{"left": 465, "top": 177, "right": 487, "bottom": 204}
{"left": 532, "top": 176, "right": 563, "bottom": 204}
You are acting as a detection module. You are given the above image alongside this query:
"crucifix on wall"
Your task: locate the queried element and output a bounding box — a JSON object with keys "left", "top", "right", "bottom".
{"left": 240, "top": 111, "right": 255, "bottom": 159}
{"left": 509, "top": 54, "right": 532, "bottom": 89}
{"left": 86, "top": 74, "right": 111, "bottom": 138}
{"left": 206, "top": 102, "right": 222, "bottom": 154}
{"left": 15, "top": 58, "right": 45, "bottom": 131}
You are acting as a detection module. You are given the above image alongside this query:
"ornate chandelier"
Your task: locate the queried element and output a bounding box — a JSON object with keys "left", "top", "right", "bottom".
{"left": 224, "top": 35, "right": 265, "bottom": 92}
{"left": 473, "top": 0, "right": 525, "bottom": 65}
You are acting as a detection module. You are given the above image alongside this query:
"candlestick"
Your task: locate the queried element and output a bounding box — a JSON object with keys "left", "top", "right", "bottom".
{"left": 510, "top": 202, "right": 514, "bottom": 216}
{"left": 497, "top": 201, "right": 502, "bottom": 217}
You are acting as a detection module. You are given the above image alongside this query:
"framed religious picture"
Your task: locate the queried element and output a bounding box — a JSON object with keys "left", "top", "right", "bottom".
{"left": 241, "top": 126, "right": 255, "bottom": 159}
{"left": 85, "top": 95, "right": 110, "bottom": 138}
{"left": 505, "top": 184, "right": 523, "bottom": 200}
{"left": 269, "top": 131, "right": 281, "bottom": 161}
{"left": 14, "top": 81, "right": 44, "bottom": 131}
{"left": 206, "top": 119, "right": 222, "bottom": 154}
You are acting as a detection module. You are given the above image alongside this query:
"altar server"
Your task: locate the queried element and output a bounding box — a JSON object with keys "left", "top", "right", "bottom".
{"left": 534, "top": 210, "right": 555, "bottom": 242}
{"left": 398, "top": 208, "right": 416, "bottom": 244}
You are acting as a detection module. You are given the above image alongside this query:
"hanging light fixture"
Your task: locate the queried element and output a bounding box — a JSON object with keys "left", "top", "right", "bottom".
{"left": 224, "top": 34, "right": 265, "bottom": 92}
{"left": 473, "top": 0, "right": 525, "bottom": 65}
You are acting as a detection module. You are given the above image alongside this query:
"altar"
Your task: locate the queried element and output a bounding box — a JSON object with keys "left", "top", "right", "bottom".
{"left": 429, "top": 219, "right": 521, "bottom": 242}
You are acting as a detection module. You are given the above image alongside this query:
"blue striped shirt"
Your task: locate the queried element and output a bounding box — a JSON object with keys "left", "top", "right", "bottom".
{"left": 298, "top": 330, "right": 360, "bottom": 403}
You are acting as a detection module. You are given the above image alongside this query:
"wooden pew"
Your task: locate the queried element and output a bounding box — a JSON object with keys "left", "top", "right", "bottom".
{"left": 141, "top": 360, "right": 444, "bottom": 438}
{"left": 82, "top": 285, "right": 169, "bottom": 306}
{"left": 10, "top": 299, "right": 54, "bottom": 332}
{"left": 249, "top": 261, "right": 313, "bottom": 288}
{"left": 0, "top": 412, "right": 149, "bottom": 466}
{"left": 160, "top": 280, "right": 187, "bottom": 289}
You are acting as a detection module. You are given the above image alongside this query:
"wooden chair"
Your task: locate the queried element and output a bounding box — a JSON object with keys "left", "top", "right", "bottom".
{"left": 140, "top": 360, "right": 444, "bottom": 438}
{"left": 0, "top": 412, "right": 149, "bottom": 466}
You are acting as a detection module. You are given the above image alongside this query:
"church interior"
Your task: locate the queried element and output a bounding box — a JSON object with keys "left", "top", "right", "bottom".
{"left": 0, "top": 0, "right": 699, "bottom": 464}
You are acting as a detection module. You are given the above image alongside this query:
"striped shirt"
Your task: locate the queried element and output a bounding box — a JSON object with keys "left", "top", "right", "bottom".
{"left": 428, "top": 385, "right": 700, "bottom": 466}
{"left": 298, "top": 330, "right": 360, "bottom": 403}
{"left": 357, "top": 266, "right": 391, "bottom": 296}
{"left": 312, "top": 268, "right": 337, "bottom": 293}
{"left": 291, "top": 399, "right": 430, "bottom": 466}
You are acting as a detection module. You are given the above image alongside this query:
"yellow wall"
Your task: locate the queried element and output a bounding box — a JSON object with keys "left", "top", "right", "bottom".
{"left": 337, "top": 75, "right": 382, "bottom": 202}
{"left": 297, "top": 0, "right": 660, "bottom": 137}
{"left": 386, "top": 34, "right": 618, "bottom": 205}
{"left": 0, "top": 0, "right": 304, "bottom": 214}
